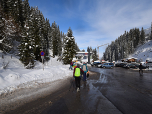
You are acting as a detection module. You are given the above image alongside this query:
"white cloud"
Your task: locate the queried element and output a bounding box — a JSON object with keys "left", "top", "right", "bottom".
{"left": 81, "top": 0, "right": 152, "bottom": 39}
{"left": 73, "top": 0, "right": 152, "bottom": 57}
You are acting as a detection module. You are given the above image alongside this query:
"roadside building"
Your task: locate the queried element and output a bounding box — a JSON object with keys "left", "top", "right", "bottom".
{"left": 125, "top": 57, "right": 138, "bottom": 63}
{"left": 74, "top": 52, "right": 92, "bottom": 63}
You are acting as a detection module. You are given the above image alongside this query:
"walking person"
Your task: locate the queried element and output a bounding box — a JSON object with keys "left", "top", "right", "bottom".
{"left": 73, "top": 64, "right": 84, "bottom": 92}
{"left": 69, "top": 61, "right": 73, "bottom": 70}
{"left": 82, "top": 62, "right": 88, "bottom": 81}
{"left": 139, "top": 63, "right": 143, "bottom": 75}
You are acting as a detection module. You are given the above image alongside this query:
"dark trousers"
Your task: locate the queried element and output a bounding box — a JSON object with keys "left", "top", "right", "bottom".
{"left": 139, "top": 69, "right": 143, "bottom": 74}
{"left": 83, "top": 72, "right": 86, "bottom": 81}
{"left": 75, "top": 76, "right": 81, "bottom": 89}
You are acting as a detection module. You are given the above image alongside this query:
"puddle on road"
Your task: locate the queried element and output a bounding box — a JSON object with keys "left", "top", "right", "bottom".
{"left": 73, "top": 76, "right": 122, "bottom": 114}
{"left": 96, "top": 74, "right": 107, "bottom": 84}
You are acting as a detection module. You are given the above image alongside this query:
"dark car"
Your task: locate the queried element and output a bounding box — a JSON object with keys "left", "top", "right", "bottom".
{"left": 115, "top": 63, "right": 121, "bottom": 67}
{"left": 123, "top": 63, "right": 137, "bottom": 69}
{"left": 120, "top": 63, "right": 127, "bottom": 67}
{"left": 124, "top": 63, "right": 148, "bottom": 69}
{"left": 115, "top": 63, "right": 127, "bottom": 67}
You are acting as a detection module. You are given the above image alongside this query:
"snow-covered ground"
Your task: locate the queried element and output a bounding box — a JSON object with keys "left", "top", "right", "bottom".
{"left": 0, "top": 52, "right": 73, "bottom": 95}
{"left": 129, "top": 40, "right": 152, "bottom": 62}
{"left": 0, "top": 39, "right": 152, "bottom": 109}
{"left": 0, "top": 40, "right": 152, "bottom": 96}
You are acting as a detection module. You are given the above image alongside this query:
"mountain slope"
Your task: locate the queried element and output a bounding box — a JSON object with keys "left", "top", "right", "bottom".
{"left": 129, "top": 40, "right": 152, "bottom": 62}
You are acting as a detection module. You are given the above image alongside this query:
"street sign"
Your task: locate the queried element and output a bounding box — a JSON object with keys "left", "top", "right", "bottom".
{"left": 40, "top": 51, "right": 45, "bottom": 56}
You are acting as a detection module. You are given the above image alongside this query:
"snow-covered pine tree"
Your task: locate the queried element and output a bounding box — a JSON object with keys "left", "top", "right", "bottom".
{"left": 51, "top": 21, "right": 58, "bottom": 57}
{"left": 18, "top": 10, "right": 35, "bottom": 68}
{"left": 22, "top": 0, "right": 31, "bottom": 25}
{"left": 0, "top": 5, "right": 5, "bottom": 50}
{"left": 31, "top": 8, "right": 42, "bottom": 62}
{"left": 61, "top": 32, "right": 66, "bottom": 55}
{"left": 2, "top": 15, "right": 18, "bottom": 53}
{"left": 62, "top": 27, "right": 76, "bottom": 64}
{"left": 18, "top": 27, "right": 31, "bottom": 66}
{"left": 44, "top": 18, "right": 51, "bottom": 61}
{"left": 56, "top": 25, "right": 62, "bottom": 56}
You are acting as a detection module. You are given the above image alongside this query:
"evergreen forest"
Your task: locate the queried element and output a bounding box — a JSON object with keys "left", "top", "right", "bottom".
{"left": 103, "top": 25, "right": 152, "bottom": 62}
{"left": 0, "top": 0, "right": 80, "bottom": 68}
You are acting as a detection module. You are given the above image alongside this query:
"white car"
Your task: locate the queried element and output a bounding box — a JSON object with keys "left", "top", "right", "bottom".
{"left": 97, "top": 64, "right": 103, "bottom": 68}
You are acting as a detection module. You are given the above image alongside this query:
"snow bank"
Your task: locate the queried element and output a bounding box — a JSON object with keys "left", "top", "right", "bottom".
{"left": 0, "top": 54, "right": 73, "bottom": 95}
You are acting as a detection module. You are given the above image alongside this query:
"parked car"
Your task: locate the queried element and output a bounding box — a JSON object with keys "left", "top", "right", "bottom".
{"left": 123, "top": 63, "right": 138, "bottom": 69}
{"left": 146, "top": 61, "right": 152, "bottom": 68}
{"left": 97, "top": 63, "right": 103, "bottom": 68}
{"left": 115, "top": 63, "right": 127, "bottom": 67}
{"left": 91, "top": 61, "right": 101, "bottom": 67}
{"left": 115, "top": 63, "right": 121, "bottom": 67}
{"left": 123, "top": 63, "right": 148, "bottom": 69}
{"left": 102, "top": 63, "right": 114, "bottom": 68}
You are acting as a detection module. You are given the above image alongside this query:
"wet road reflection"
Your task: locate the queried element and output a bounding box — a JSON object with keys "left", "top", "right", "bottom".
{"left": 90, "top": 67, "right": 152, "bottom": 114}
{"left": 6, "top": 67, "right": 152, "bottom": 114}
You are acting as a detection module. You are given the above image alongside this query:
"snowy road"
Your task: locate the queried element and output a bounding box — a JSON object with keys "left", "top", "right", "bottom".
{"left": 2, "top": 66, "right": 152, "bottom": 114}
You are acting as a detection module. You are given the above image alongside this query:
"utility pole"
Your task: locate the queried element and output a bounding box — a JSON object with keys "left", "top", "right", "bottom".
{"left": 97, "top": 43, "right": 109, "bottom": 60}
{"left": 88, "top": 48, "right": 90, "bottom": 64}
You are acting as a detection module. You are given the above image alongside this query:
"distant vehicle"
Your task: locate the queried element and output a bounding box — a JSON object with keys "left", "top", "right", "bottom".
{"left": 115, "top": 63, "right": 127, "bottom": 67}
{"left": 123, "top": 63, "right": 148, "bottom": 69}
{"left": 146, "top": 61, "right": 152, "bottom": 68}
{"left": 115, "top": 63, "right": 121, "bottom": 67}
{"left": 123, "top": 63, "right": 138, "bottom": 69}
{"left": 91, "top": 61, "right": 101, "bottom": 67}
{"left": 97, "top": 63, "right": 103, "bottom": 68}
{"left": 101, "top": 63, "right": 114, "bottom": 68}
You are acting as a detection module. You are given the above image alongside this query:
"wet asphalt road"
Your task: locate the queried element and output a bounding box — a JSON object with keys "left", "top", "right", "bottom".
{"left": 5, "top": 67, "right": 152, "bottom": 114}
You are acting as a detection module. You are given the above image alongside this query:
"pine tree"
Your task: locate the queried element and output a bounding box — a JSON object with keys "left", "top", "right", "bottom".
{"left": 19, "top": 17, "right": 35, "bottom": 67}
{"left": 0, "top": 5, "right": 5, "bottom": 50}
{"left": 62, "top": 27, "right": 76, "bottom": 64}
{"left": 22, "top": 0, "right": 31, "bottom": 26}
{"left": 57, "top": 26, "right": 62, "bottom": 56}
{"left": 133, "top": 28, "right": 140, "bottom": 48}
{"left": 92, "top": 48, "right": 98, "bottom": 61}
{"left": 140, "top": 27, "right": 145, "bottom": 44}
{"left": 75, "top": 43, "right": 80, "bottom": 52}
{"left": 51, "top": 21, "right": 58, "bottom": 57}
{"left": 81, "top": 49, "right": 85, "bottom": 52}
{"left": 2, "top": 15, "right": 18, "bottom": 53}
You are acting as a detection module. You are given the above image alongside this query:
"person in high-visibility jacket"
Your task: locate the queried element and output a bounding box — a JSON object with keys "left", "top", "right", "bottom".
{"left": 73, "top": 65, "right": 84, "bottom": 92}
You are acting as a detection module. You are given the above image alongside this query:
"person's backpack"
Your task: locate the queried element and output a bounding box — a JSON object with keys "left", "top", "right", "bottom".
{"left": 83, "top": 65, "right": 86, "bottom": 71}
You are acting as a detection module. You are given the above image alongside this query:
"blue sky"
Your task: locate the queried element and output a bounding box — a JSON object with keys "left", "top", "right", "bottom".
{"left": 29, "top": 0, "right": 152, "bottom": 59}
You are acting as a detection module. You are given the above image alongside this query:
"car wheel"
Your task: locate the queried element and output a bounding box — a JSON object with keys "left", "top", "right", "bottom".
{"left": 103, "top": 66, "right": 105, "bottom": 68}
{"left": 111, "top": 66, "right": 113, "bottom": 68}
